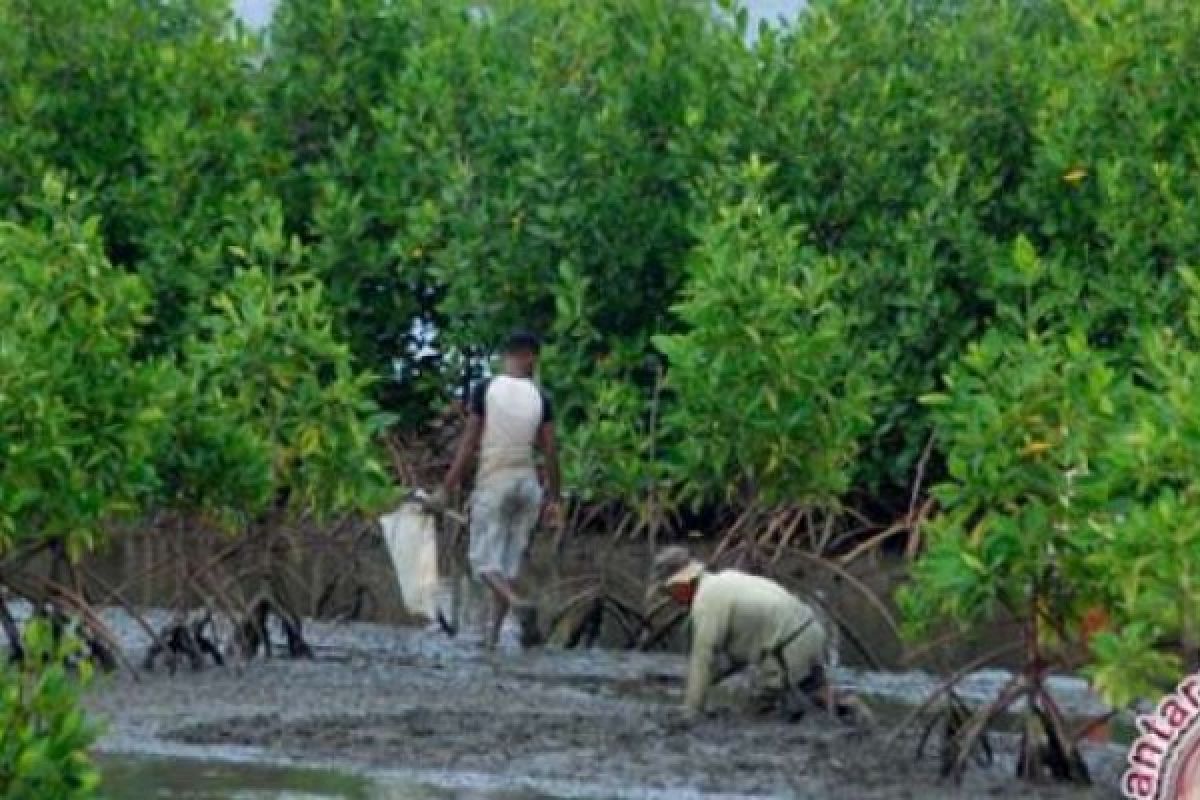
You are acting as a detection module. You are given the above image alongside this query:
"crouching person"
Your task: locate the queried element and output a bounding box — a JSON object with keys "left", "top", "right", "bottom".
{"left": 652, "top": 546, "right": 871, "bottom": 726}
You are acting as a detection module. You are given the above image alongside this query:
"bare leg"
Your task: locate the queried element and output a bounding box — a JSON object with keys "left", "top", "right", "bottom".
{"left": 481, "top": 571, "right": 519, "bottom": 649}
{"left": 481, "top": 570, "right": 521, "bottom": 607}
{"left": 805, "top": 682, "right": 874, "bottom": 727}
{"left": 486, "top": 588, "right": 510, "bottom": 650}
{"left": 480, "top": 570, "right": 540, "bottom": 648}
{"left": 778, "top": 663, "right": 865, "bottom": 725}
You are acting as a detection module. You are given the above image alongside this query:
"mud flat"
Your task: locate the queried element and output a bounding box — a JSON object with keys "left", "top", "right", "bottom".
{"left": 80, "top": 613, "right": 1127, "bottom": 799}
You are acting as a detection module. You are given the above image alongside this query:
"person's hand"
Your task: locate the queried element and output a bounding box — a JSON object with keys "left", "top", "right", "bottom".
{"left": 425, "top": 486, "right": 449, "bottom": 514}
{"left": 541, "top": 498, "right": 564, "bottom": 528}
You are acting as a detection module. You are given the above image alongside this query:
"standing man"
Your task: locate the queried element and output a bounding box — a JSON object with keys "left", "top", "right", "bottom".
{"left": 652, "top": 546, "right": 869, "bottom": 724}
{"left": 439, "top": 330, "right": 561, "bottom": 649}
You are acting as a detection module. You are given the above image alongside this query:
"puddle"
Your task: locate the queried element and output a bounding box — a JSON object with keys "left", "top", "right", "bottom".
{"left": 99, "top": 755, "right": 373, "bottom": 799}
{"left": 98, "top": 754, "right": 555, "bottom": 800}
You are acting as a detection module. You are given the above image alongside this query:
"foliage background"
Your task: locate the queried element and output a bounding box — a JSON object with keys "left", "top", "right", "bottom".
{"left": 2, "top": 0, "right": 1200, "bottom": 779}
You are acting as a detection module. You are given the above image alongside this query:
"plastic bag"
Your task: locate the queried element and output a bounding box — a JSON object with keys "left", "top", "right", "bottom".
{"left": 380, "top": 503, "right": 440, "bottom": 621}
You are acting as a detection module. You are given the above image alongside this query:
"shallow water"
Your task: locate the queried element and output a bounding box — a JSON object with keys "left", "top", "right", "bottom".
{"left": 99, "top": 755, "right": 372, "bottom": 800}
{"left": 98, "top": 754, "right": 554, "bottom": 800}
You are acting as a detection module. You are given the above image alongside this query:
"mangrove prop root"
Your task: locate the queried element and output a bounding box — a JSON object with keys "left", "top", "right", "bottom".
{"left": 193, "top": 614, "right": 225, "bottom": 667}
{"left": 313, "top": 576, "right": 341, "bottom": 619}
{"left": 144, "top": 615, "right": 223, "bottom": 673}
{"left": 86, "top": 635, "right": 118, "bottom": 672}
{"left": 914, "top": 691, "right": 994, "bottom": 774}
{"left": 602, "top": 597, "right": 642, "bottom": 648}
{"left": 546, "top": 589, "right": 597, "bottom": 644}
{"left": 1018, "top": 697, "right": 1091, "bottom": 784}
{"left": 566, "top": 596, "right": 605, "bottom": 650}
{"left": 334, "top": 585, "right": 370, "bottom": 623}
{"left": 235, "top": 595, "right": 314, "bottom": 661}
{"left": 602, "top": 593, "right": 651, "bottom": 644}
{"left": 947, "top": 677, "right": 1026, "bottom": 780}
{"left": 282, "top": 612, "right": 313, "bottom": 659}
{"left": 821, "top": 602, "right": 884, "bottom": 671}
{"left": 550, "top": 590, "right": 638, "bottom": 650}
{"left": 639, "top": 606, "right": 687, "bottom": 652}
{"left": 1, "top": 573, "right": 128, "bottom": 674}
{"left": 884, "top": 640, "right": 1024, "bottom": 752}
{"left": 235, "top": 600, "right": 269, "bottom": 660}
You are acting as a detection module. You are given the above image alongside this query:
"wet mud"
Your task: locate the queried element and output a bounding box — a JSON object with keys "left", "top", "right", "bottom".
{"left": 84, "top": 616, "right": 1126, "bottom": 799}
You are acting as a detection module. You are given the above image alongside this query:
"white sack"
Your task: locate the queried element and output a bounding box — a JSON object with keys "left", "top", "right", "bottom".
{"left": 380, "top": 503, "right": 440, "bottom": 621}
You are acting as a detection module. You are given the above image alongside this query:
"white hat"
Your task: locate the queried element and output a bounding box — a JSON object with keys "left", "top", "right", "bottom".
{"left": 652, "top": 546, "right": 704, "bottom": 589}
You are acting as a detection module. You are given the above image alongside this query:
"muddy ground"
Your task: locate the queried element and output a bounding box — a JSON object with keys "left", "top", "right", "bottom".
{"left": 83, "top": 615, "right": 1127, "bottom": 800}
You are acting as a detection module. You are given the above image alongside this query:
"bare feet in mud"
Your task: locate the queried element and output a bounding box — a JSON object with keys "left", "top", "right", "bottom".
{"left": 480, "top": 603, "right": 543, "bottom": 650}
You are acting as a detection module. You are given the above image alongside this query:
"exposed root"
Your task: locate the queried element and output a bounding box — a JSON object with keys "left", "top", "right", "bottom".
{"left": 542, "top": 560, "right": 660, "bottom": 650}
{"left": 565, "top": 595, "right": 605, "bottom": 649}
{"left": 914, "top": 690, "right": 994, "bottom": 775}
{"left": 313, "top": 575, "right": 342, "bottom": 619}
{"left": 0, "top": 573, "right": 126, "bottom": 674}
{"left": 1018, "top": 691, "right": 1091, "bottom": 784}
{"left": 144, "top": 613, "right": 225, "bottom": 673}
{"left": 905, "top": 672, "right": 1091, "bottom": 785}
{"left": 638, "top": 605, "right": 687, "bottom": 652}
{"left": 234, "top": 593, "right": 314, "bottom": 661}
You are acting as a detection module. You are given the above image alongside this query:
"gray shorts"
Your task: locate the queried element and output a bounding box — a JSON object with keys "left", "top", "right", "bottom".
{"left": 469, "top": 471, "right": 542, "bottom": 581}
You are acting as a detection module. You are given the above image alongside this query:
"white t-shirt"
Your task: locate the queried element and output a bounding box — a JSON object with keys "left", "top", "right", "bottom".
{"left": 469, "top": 374, "right": 553, "bottom": 485}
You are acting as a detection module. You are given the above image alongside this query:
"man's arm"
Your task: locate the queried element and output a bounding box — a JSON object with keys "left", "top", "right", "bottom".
{"left": 443, "top": 413, "right": 483, "bottom": 494}
{"left": 684, "top": 607, "right": 720, "bottom": 714}
{"left": 535, "top": 421, "right": 561, "bottom": 501}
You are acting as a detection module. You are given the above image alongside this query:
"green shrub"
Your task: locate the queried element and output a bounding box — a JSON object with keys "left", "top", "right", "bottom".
{"left": 1079, "top": 271, "right": 1200, "bottom": 705}
{"left": 0, "top": 621, "right": 100, "bottom": 800}
{"left": 901, "top": 243, "right": 1200, "bottom": 707}
{"left": 727, "top": 0, "right": 1200, "bottom": 493}
{"left": 165, "top": 221, "right": 396, "bottom": 526}
{"left": 4, "top": 4, "right": 1200, "bottom": 711}
{"left": 259, "top": 0, "right": 752, "bottom": 417}
{"left": 900, "top": 325, "right": 1126, "bottom": 643}
{"left": 0, "top": 178, "right": 175, "bottom": 557}
{"left": 0, "top": 0, "right": 263, "bottom": 346}
{"left": 654, "top": 159, "right": 875, "bottom": 510}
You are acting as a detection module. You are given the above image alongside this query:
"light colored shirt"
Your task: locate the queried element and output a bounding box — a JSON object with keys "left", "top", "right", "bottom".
{"left": 473, "top": 374, "right": 548, "bottom": 485}
{"left": 685, "top": 569, "right": 826, "bottom": 712}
